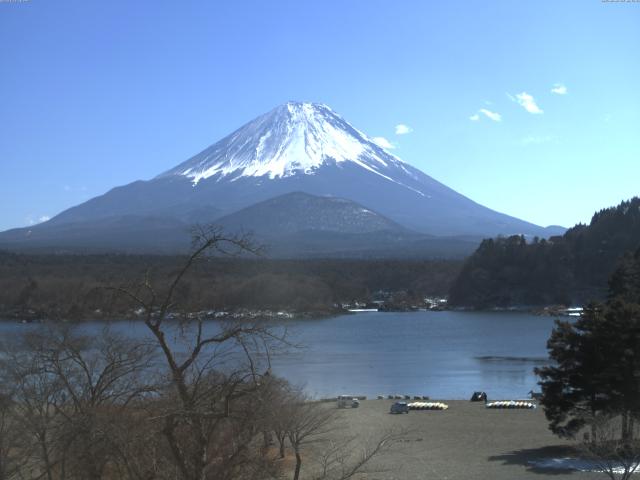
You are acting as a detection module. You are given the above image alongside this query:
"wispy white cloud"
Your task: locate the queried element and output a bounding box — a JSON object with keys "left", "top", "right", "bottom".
{"left": 521, "top": 135, "right": 556, "bottom": 145}
{"left": 25, "top": 214, "right": 50, "bottom": 226}
{"left": 515, "top": 92, "right": 543, "bottom": 114}
{"left": 372, "top": 136, "right": 395, "bottom": 149}
{"left": 394, "top": 124, "right": 413, "bottom": 135}
{"left": 551, "top": 83, "right": 568, "bottom": 95}
{"left": 479, "top": 109, "right": 502, "bottom": 122}
{"left": 469, "top": 113, "right": 480, "bottom": 121}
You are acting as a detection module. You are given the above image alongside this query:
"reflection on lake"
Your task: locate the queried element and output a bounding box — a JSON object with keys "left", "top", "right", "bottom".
{"left": 0, "top": 310, "right": 557, "bottom": 400}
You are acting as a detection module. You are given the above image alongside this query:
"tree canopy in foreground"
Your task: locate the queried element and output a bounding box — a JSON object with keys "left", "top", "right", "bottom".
{"left": 537, "top": 248, "right": 640, "bottom": 479}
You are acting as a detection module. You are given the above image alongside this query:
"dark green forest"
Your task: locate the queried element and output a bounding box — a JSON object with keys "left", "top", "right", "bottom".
{"left": 449, "top": 197, "right": 640, "bottom": 308}
{"left": 0, "top": 252, "right": 460, "bottom": 320}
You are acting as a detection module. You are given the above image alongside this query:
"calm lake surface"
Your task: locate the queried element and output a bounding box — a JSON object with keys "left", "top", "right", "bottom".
{"left": 0, "top": 311, "right": 557, "bottom": 400}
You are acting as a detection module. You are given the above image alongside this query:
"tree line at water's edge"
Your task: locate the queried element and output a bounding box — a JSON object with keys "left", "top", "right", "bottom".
{"left": 0, "top": 251, "right": 460, "bottom": 320}
{"left": 449, "top": 197, "right": 640, "bottom": 308}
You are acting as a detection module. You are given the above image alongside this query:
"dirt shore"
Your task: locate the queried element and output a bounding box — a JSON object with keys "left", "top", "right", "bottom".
{"left": 325, "top": 399, "right": 599, "bottom": 480}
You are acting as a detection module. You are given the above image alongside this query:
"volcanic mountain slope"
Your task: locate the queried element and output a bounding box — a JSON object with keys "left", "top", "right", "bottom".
{"left": 213, "top": 192, "right": 478, "bottom": 258}
{"left": 0, "top": 102, "right": 563, "bottom": 255}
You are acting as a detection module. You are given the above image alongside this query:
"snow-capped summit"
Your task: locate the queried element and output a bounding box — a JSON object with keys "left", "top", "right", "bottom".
{"left": 159, "top": 102, "right": 418, "bottom": 191}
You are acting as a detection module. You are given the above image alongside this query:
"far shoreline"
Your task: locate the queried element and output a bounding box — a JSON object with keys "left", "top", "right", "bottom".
{"left": 0, "top": 303, "right": 582, "bottom": 324}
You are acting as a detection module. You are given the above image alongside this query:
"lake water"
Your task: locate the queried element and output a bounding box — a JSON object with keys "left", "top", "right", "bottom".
{"left": 0, "top": 311, "right": 557, "bottom": 400}
{"left": 274, "top": 311, "right": 556, "bottom": 400}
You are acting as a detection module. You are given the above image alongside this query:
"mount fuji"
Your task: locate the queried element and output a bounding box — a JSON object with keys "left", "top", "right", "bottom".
{"left": 0, "top": 102, "right": 564, "bottom": 256}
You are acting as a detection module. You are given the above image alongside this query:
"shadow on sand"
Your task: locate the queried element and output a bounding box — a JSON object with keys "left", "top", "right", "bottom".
{"left": 488, "top": 445, "right": 581, "bottom": 476}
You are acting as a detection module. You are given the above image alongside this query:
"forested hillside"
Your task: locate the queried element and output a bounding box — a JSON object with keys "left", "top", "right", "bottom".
{"left": 449, "top": 197, "right": 640, "bottom": 308}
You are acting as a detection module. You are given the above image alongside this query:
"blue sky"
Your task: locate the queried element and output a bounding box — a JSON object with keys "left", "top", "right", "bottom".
{"left": 1, "top": 0, "right": 638, "bottom": 231}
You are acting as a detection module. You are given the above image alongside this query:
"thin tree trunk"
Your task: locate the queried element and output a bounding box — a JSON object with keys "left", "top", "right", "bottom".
{"left": 591, "top": 400, "right": 598, "bottom": 444}
{"left": 293, "top": 448, "right": 302, "bottom": 480}
{"left": 0, "top": 441, "right": 5, "bottom": 480}
{"left": 38, "top": 432, "right": 55, "bottom": 480}
{"left": 198, "top": 438, "right": 207, "bottom": 480}
{"left": 622, "top": 411, "right": 629, "bottom": 443}
{"left": 276, "top": 432, "right": 286, "bottom": 458}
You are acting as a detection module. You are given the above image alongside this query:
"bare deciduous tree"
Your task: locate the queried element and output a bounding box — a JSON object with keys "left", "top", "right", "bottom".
{"left": 282, "top": 392, "right": 404, "bottom": 480}
{"left": 0, "top": 334, "right": 65, "bottom": 480}
{"left": 0, "top": 326, "right": 157, "bottom": 480}
{"left": 111, "top": 227, "right": 288, "bottom": 480}
{"left": 0, "top": 392, "right": 27, "bottom": 480}
{"left": 580, "top": 415, "right": 640, "bottom": 480}
{"left": 312, "top": 429, "right": 404, "bottom": 480}
{"left": 286, "top": 399, "right": 336, "bottom": 480}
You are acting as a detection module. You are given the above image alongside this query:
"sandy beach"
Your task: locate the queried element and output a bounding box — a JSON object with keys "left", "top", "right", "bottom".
{"left": 318, "top": 399, "right": 600, "bottom": 480}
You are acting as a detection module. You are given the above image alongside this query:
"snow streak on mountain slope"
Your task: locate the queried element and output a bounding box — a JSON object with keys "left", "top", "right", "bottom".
{"left": 158, "top": 102, "right": 423, "bottom": 194}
